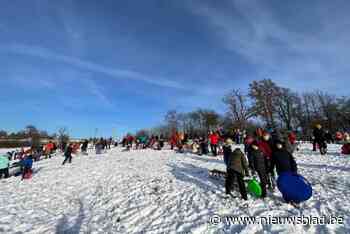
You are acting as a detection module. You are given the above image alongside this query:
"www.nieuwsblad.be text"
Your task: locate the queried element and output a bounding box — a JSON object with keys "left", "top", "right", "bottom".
{"left": 209, "top": 215, "right": 344, "bottom": 226}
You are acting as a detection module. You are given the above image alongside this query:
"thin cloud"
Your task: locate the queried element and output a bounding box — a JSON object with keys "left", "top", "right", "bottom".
{"left": 2, "top": 44, "right": 186, "bottom": 90}
{"left": 187, "top": 0, "right": 350, "bottom": 94}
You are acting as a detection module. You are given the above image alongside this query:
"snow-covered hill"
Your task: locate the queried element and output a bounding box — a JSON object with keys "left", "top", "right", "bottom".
{"left": 0, "top": 144, "right": 349, "bottom": 233}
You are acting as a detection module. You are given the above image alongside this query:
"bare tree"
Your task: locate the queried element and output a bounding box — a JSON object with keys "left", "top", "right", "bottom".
{"left": 58, "top": 127, "right": 69, "bottom": 148}
{"left": 165, "top": 110, "right": 179, "bottom": 132}
{"left": 276, "top": 88, "right": 300, "bottom": 130}
{"left": 223, "top": 89, "right": 254, "bottom": 129}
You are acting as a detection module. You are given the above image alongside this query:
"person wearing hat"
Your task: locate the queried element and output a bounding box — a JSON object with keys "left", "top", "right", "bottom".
{"left": 226, "top": 148, "right": 250, "bottom": 200}
{"left": 223, "top": 138, "right": 233, "bottom": 167}
{"left": 271, "top": 140, "right": 298, "bottom": 176}
{"left": 250, "top": 141, "right": 268, "bottom": 198}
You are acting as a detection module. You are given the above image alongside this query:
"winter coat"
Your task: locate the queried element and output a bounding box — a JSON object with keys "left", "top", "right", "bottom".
{"left": 21, "top": 156, "right": 33, "bottom": 169}
{"left": 209, "top": 134, "right": 219, "bottom": 145}
{"left": 272, "top": 149, "right": 297, "bottom": 176}
{"left": 0, "top": 155, "right": 10, "bottom": 170}
{"left": 227, "top": 149, "right": 249, "bottom": 176}
{"left": 81, "top": 141, "right": 88, "bottom": 151}
{"left": 244, "top": 136, "right": 254, "bottom": 146}
{"left": 342, "top": 143, "right": 350, "bottom": 155}
{"left": 258, "top": 140, "right": 273, "bottom": 160}
{"left": 250, "top": 147, "right": 266, "bottom": 174}
{"left": 324, "top": 132, "right": 333, "bottom": 142}
{"left": 64, "top": 146, "right": 73, "bottom": 157}
{"left": 313, "top": 128, "right": 325, "bottom": 143}
{"left": 45, "top": 143, "right": 54, "bottom": 153}
{"left": 223, "top": 145, "right": 232, "bottom": 167}
{"left": 288, "top": 132, "right": 297, "bottom": 145}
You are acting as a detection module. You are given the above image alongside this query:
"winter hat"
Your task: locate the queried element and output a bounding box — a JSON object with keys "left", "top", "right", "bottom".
{"left": 225, "top": 138, "right": 234, "bottom": 145}
{"left": 345, "top": 134, "right": 350, "bottom": 142}
{"left": 262, "top": 132, "right": 271, "bottom": 140}
{"left": 275, "top": 140, "right": 284, "bottom": 149}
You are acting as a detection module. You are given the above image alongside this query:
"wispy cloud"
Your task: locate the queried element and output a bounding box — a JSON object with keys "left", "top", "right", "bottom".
{"left": 82, "top": 78, "right": 114, "bottom": 108}
{"left": 2, "top": 44, "right": 186, "bottom": 90}
{"left": 187, "top": 0, "right": 350, "bottom": 93}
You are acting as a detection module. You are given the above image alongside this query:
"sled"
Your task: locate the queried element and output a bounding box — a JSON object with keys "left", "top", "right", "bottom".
{"left": 23, "top": 169, "right": 33, "bottom": 180}
{"left": 247, "top": 178, "right": 262, "bottom": 198}
{"left": 208, "top": 169, "right": 227, "bottom": 178}
{"left": 277, "top": 172, "right": 312, "bottom": 203}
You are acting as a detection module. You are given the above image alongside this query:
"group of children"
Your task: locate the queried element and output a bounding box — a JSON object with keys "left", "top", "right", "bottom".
{"left": 223, "top": 130, "right": 298, "bottom": 201}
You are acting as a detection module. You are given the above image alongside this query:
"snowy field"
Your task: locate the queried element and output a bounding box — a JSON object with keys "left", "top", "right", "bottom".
{"left": 0, "top": 144, "right": 349, "bottom": 233}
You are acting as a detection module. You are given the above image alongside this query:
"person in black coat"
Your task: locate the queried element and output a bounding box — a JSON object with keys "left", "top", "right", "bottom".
{"left": 81, "top": 140, "right": 89, "bottom": 155}
{"left": 313, "top": 124, "right": 327, "bottom": 154}
{"left": 250, "top": 141, "right": 268, "bottom": 198}
{"left": 324, "top": 131, "right": 333, "bottom": 144}
{"left": 62, "top": 143, "right": 73, "bottom": 165}
{"left": 271, "top": 140, "right": 298, "bottom": 176}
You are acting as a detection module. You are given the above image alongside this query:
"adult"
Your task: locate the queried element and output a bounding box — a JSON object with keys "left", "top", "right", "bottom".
{"left": 272, "top": 140, "right": 298, "bottom": 176}
{"left": 313, "top": 124, "right": 327, "bottom": 155}
{"left": 62, "top": 143, "right": 74, "bottom": 165}
{"left": 209, "top": 131, "right": 220, "bottom": 156}
{"left": 81, "top": 140, "right": 89, "bottom": 155}
{"left": 226, "top": 148, "right": 250, "bottom": 200}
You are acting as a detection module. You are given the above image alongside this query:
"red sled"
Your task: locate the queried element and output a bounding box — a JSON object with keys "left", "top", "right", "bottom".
{"left": 341, "top": 144, "right": 350, "bottom": 155}
{"left": 23, "top": 169, "right": 33, "bottom": 179}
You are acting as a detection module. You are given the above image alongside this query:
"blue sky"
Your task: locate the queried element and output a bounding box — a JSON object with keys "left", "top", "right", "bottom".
{"left": 1, "top": 0, "right": 349, "bottom": 138}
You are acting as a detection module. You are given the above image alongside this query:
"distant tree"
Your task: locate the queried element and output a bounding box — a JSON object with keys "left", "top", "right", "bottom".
{"left": 0, "top": 130, "right": 7, "bottom": 138}
{"left": 58, "top": 127, "right": 69, "bottom": 147}
{"left": 275, "top": 88, "right": 300, "bottom": 130}
{"left": 223, "top": 89, "right": 254, "bottom": 129}
{"left": 249, "top": 79, "right": 281, "bottom": 129}
{"left": 165, "top": 110, "right": 179, "bottom": 132}
{"left": 199, "top": 109, "right": 220, "bottom": 133}
{"left": 25, "top": 125, "right": 40, "bottom": 148}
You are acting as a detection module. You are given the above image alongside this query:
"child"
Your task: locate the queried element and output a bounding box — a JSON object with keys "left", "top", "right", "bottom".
{"left": 250, "top": 141, "right": 268, "bottom": 198}
{"left": 258, "top": 133, "right": 275, "bottom": 190}
{"left": 226, "top": 148, "right": 250, "bottom": 200}
{"left": 21, "top": 155, "right": 33, "bottom": 180}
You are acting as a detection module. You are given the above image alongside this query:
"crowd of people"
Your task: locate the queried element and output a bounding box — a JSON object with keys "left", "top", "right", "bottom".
{"left": 117, "top": 124, "right": 349, "bottom": 203}
{"left": 1, "top": 124, "right": 349, "bottom": 203}
{"left": 0, "top": 137, "right": 117, "bottom": 180}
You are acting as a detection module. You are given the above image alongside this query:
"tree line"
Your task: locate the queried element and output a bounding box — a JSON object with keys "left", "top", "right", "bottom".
{"left": 0, "top": 126, "right": 70, "bottom": 148}
{"left": 142, "top": 79, "right": 350, "bottom": 139}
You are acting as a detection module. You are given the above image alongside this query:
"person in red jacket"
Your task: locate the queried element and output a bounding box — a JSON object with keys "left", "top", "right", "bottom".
{"left": 258, "top": 132, "right": 275, "bottom": 190}
{"left": 209, "top": 131, "right": 219, "bottom": 156}
{"left": 342, "top": 134, "right": 350, "bottom": 155}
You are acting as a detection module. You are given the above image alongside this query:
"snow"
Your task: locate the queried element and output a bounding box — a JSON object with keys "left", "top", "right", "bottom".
{"left": 0, "top": 144, "right": 349, "bottom": 233}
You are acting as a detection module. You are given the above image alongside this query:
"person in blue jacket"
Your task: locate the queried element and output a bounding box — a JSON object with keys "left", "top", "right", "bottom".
{"left": 0, "top": 154, "right": 10, "bottom": 179}
{"left": 272, "top": 140, "right": 298, "bottom": 176}
{"left": 21, "top": 155, "right": 33, "bottom": 180}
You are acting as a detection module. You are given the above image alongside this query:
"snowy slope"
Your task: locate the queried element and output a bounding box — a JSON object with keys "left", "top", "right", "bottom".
{"left": 0, "top": 144, "right": 349, "bottom": 233}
